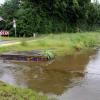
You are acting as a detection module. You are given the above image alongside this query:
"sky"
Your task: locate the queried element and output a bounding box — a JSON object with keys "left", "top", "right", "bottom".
{"left": 0, "top": 0, "right": 100, "bottom": 4}
{"left": 91, "top": 0, "right": 100, "bottom": 3}
{"left": 0, "top": 0, "right": 5, "bottom": 4}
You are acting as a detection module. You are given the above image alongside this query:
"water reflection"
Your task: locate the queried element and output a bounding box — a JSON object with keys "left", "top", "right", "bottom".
{"left": 0, "top": 62, "right": 28, "bottom": 87}
{"left": 57, "top": 50, "right": 100, "bottom": 100}
{"left": 15, "top": 50, "right": 95, "bottom": 94}
{"left": 0, "top": 49, "right": 99, "bottom": 100}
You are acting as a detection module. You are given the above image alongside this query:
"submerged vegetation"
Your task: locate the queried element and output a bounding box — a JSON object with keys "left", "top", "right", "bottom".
{"left": 0, "top": 81, "right": 48, "bottom": 100}
{"left": 0, "top": 32, "right": 99, "bottom": 55}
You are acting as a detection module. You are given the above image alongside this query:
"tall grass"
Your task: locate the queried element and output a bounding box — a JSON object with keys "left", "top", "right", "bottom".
{"left": 0, "top": 81, "right": 48, "bottom": 100}
{"left": 0, "top": 32, "right": 99, "bottom": 55}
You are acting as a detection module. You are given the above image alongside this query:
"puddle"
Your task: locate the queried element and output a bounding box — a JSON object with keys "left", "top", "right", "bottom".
{"left": 0, "top": 49, "right": 100, "bottom": 100}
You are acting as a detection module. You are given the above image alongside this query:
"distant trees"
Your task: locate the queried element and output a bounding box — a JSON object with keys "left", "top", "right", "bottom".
{"left": 0, "top": 0, "right": 100, "bottom": 36}
{"left": 0, "top": 0, "right": 20, "bottom": 36}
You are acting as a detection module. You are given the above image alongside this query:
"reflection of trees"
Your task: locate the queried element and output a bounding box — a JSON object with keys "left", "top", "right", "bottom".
{"left": 25, "top": 69, "right": 84, "bottom": 95}
{"left": 18, "top": 50, "right": 96, "bottom": 95}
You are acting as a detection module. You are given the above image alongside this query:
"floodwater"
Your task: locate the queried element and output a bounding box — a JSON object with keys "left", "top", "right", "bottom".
{"left": 0, "top": 49, "right": 100, "bottom": 100}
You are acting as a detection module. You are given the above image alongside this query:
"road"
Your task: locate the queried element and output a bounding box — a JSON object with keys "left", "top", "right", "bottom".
{"left": 0, "top": 40, "right": 20, "bottom": 47}
{"left": 0, "top": 35, "right": 49, "bottom": 47}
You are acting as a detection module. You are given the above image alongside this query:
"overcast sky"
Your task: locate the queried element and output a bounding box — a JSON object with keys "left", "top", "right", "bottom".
{"left": 91, "top": 0, "right": 100, "bottom": 3}
{"left": 0, "top": 0, "right": 100, "bottom": 4}
{"left": 0, "top": 0, "right": 5, "bottom": 4}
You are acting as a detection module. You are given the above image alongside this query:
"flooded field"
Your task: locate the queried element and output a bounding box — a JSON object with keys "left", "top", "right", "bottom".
{"left": 0, "top": 49, "right": 100, "bottom": 100}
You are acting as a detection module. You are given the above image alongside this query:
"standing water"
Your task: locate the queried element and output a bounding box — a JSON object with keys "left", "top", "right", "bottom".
{"left": 0, "top": 49, "right": 100, "bottom": 100}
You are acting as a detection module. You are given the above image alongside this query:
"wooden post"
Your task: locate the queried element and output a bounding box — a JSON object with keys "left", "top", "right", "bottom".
{"left": 33, "top": 33, "right": 36, "bottom": 39}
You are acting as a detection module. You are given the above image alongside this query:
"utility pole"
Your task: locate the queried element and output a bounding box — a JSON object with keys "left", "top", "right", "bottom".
{"left": 94, "top": 0, "right": 98, "bottom": 4}
{"left": 92, "top": 0, "right": 98, "bottom": 4}
{"left": 13, "top": 18, "right": 16, "bottom": 37}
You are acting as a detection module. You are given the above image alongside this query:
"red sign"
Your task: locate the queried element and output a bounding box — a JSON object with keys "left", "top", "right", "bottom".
{"left": 0, "top": 30, "right": 9, "bottom": 36}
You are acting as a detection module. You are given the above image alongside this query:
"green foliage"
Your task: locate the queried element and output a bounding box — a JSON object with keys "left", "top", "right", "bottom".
{"left": 20, "top": 40, "right": 28, "bottom": 46}
{"left": 0, "top": 32, "right": 99, "bottom": 55}
{"left": 41, "top": 50, "right": 55, "bottom": 59}
{"left": 0, "top": 81, "right": 48, "bottom": 100}
{"left": 0, "top": 0, "right": 100, "bottom": 35}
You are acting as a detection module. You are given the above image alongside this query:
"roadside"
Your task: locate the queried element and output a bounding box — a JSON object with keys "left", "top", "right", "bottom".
{"left": 0, "top": 34, "right": 49, "bottom": 47}
{"left": 0, "top": 81, "right": 48, "bottom": 100}
{"left": 0, "top": 32, "right": 100, "bottom": 100}
{"left": 0, "top": 32, "right": 100, "bottom": 55}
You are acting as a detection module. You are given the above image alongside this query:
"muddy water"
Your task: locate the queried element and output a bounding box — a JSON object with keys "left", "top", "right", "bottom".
{"left": 0, "top": 49, "right": 100, "bottom": 100}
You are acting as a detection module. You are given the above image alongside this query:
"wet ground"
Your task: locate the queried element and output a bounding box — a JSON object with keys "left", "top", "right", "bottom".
{"left": 0, "top": 49, "right": 100, "bottom": 100}
{"left": 0, "top": 40, "right": 17, "bottom": 44}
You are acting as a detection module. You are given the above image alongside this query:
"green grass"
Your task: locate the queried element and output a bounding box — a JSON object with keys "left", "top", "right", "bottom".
{"left": 0, "top": 32, "right": 99, "bottom": 100}
{"left": 0, "top": 34, "right": 45, "bottom": 41}
{"left": 0, "top": 36, "right": 23, "bottom": 41}
{"left": 0, "top": 81, "right": 48, "bottom": 100}
{"left": 0, "top": 32, "right": 100, "bottom": 55}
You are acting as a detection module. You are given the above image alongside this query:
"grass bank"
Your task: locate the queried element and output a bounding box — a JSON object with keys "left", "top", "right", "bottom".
{"left": 0, "top": 81, "right": 48, "bottom": 100}
{"left": 0, "top": 32, "right": 99, "bottom": 99}
{"left": 0, "top": 32, "right": 100, "bottom": 55}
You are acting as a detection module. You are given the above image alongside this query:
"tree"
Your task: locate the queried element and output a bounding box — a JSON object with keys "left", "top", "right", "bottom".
{"left": 0, "top": 0, "right": 99, "bottom": 36}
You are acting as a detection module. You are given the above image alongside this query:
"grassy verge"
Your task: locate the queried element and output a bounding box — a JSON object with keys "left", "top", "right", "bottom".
{"left": 0, "top": 32, "right": 99, "bottom": 99}
{"left": 0, "top": 81, "right": 48, "bottom": 100}
{"left": 0, "top": 34, "right": 45, "bottom": 41}
{"left": 0, "top": 36, "right": 27, "bottom": 41}
{"left": 0, "top": 32, "right": 100, "bottom": 55}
